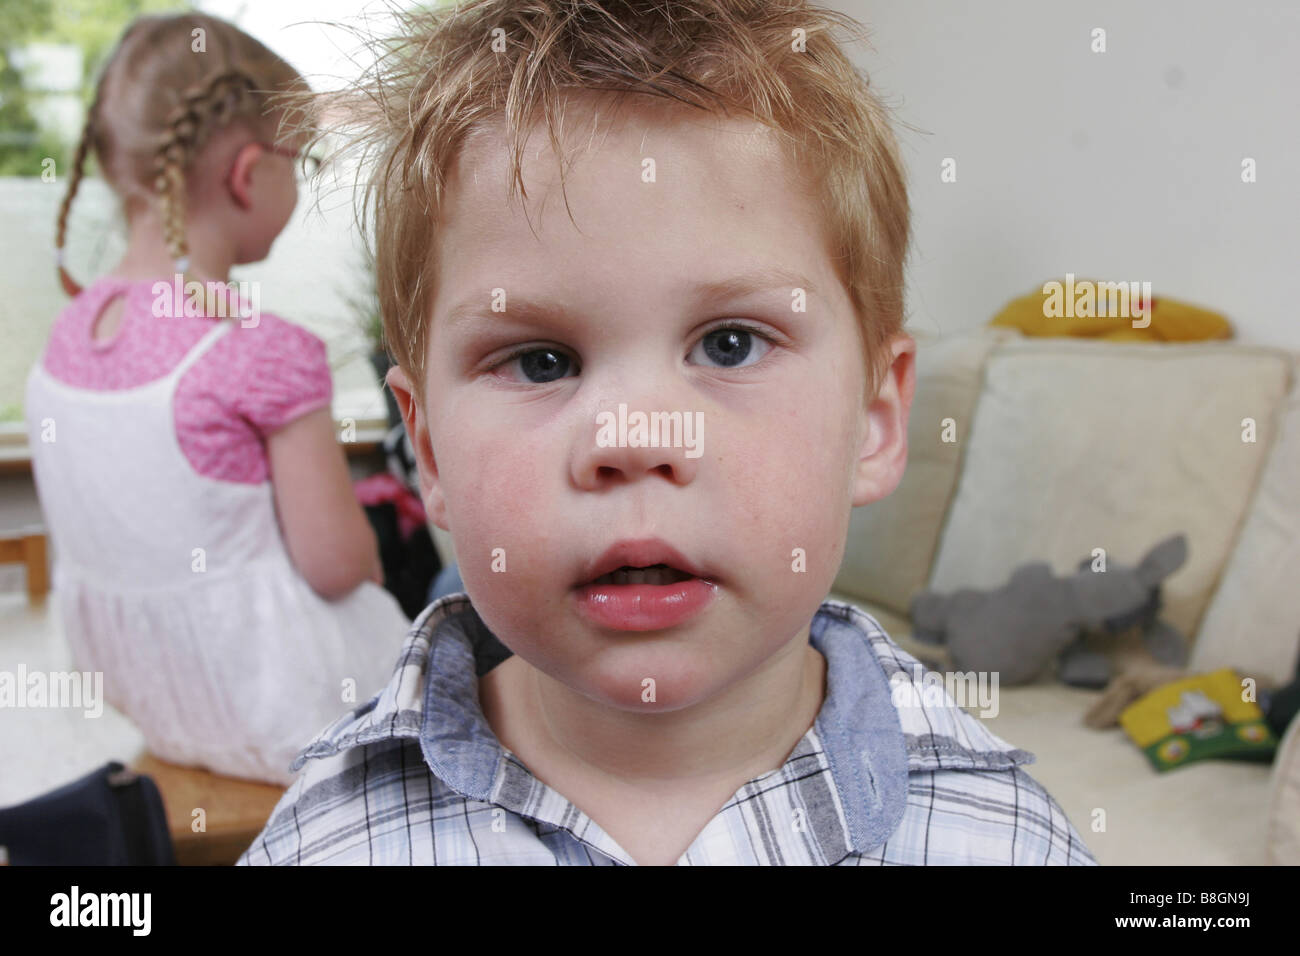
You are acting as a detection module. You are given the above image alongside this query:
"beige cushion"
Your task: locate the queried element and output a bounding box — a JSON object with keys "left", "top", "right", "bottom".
{"left": 1192, "top": 363, "right": 1300, "bottom": 686}
{"left": 978, "top": 678, "right": 1274, "bottom": 865}
{"left": 927, "top": 337, "right": 1292, "bottom": 641}
{"left": 1268, "top": 714, "right": 1300, "bottom": 865}
{"left": 832, "top": 326, "right": 1017, "bottom": 615}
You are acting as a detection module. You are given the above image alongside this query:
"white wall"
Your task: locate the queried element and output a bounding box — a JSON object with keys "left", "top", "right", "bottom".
{"left": 839, "top": 0, "right": 1299, "bottom": 347}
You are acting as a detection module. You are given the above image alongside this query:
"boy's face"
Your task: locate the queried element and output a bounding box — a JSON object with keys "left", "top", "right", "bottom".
{"left": 391, "top": 94, "right": 914, "bottom": 713}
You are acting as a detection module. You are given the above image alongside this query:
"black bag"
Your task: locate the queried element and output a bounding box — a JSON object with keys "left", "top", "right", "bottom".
{"left": 365, "top": 499, "right": 442, "bottom": 619}
{"left": 0, "top": 761, "right": 175, "bottom": 865}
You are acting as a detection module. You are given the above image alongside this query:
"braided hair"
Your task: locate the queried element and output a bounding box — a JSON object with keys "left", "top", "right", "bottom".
{"left": 152, "top": 70, "right": 259, "bottom": 278}
{"left": 54, "top": 85, "right": 104, "bottom": 297}
{"left": 54, "top": 14, "right": 310, "bottom": 297}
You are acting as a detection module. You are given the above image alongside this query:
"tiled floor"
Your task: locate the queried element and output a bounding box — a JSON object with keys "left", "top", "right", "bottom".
{"left": 0, "top": 591, "right": 145, "bottom": 808}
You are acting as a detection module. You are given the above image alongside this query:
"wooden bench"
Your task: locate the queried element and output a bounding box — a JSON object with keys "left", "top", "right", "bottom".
{"left": 131, "top": 754, "right": 285, "bottom": 866}
{"left": 0, "top": 527, "right": 47, "bottom": 605}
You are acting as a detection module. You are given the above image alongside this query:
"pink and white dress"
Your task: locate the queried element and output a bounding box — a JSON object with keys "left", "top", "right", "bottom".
{"left": 24, "top": 276, "right": 412, "bottom": 785}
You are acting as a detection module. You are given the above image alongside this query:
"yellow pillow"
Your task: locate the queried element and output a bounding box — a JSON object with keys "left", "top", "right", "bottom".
{"left": 991, "top": 279, "right": 1232, "bottom": 341}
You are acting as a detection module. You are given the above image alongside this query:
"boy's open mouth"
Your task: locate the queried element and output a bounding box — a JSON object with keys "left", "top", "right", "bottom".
{"left": 588, "top": 564, "right": 696, "bottom": 587}
{"left": 571, "top": 540, "right": 719, "bottom": 631}
{"left": 573, "top": 537, "right": 713, "bottom": 590}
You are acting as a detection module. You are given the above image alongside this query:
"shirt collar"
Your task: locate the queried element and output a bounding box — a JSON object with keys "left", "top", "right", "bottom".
{"left": 292, "top": 594, "right": 1034, "bottom": 856}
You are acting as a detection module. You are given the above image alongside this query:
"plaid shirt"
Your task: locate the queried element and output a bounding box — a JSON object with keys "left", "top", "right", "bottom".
{"left": 238, "top": 596, "right": 1097, "bottom": 866}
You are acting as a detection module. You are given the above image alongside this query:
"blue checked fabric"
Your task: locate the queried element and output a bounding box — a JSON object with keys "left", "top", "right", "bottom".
{"left": 238, "top": 596, "right": 1098, "bottom": 866}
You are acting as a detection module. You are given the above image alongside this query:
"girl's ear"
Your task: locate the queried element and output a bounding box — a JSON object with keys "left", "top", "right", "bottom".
{"left": 225, "top": 142, "right": 263, "bottom": 210}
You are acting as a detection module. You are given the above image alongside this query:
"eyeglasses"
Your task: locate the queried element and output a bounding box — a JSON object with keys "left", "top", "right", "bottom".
{"left": 258, "top": 142, "right": 323, "bottom": 178}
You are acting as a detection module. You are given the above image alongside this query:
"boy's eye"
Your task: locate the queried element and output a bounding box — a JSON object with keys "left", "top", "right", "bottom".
{"left": 687, "top": 324, "right": 773, "bottom": 369}
{"left": 490, "top": 323, "right": 775, "bottom": 384}
{"left": 496, "top": 347, "right": 577, "bottom": 384}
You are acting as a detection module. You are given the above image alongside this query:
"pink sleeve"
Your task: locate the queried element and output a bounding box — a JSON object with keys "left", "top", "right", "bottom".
{"left": 235, "top": 320, "right": 334, "bottom": 438}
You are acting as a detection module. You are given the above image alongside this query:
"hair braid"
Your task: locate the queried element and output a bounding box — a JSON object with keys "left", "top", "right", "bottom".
{"left": 153, "top": 68, "right": 258, "bottom": 281}
{"left": 53, "top": 84, "right": 106, "bottom": 298}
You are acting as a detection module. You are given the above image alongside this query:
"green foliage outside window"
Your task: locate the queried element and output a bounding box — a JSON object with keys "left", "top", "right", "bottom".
{"left": 0, "top": 0, "right": 188, "bottom": 176}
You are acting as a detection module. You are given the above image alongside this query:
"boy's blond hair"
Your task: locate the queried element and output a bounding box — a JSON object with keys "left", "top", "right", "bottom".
{"left": 56, "top": 13, "right": 311, "bottom": 296}
{"left": 328, "top": 0, "right": 909, "bottom": 409}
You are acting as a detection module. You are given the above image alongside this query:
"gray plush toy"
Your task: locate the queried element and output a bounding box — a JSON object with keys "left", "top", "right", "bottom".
{"left": 908, "top": 534, "right": 1191, "bottom": 687}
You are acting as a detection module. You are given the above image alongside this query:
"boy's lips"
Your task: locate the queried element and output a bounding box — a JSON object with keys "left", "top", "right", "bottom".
{"left": 572, "top": 538, "right": 719, "bottom": 631}
{"left": 573, "top": 537, "right": 713, "bottom": 588}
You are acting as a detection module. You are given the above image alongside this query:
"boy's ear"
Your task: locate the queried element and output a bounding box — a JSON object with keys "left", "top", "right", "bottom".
{"left": 851, "top": 333, "right": 916, "bottom": 508}
{"left": 386, "top": 364, "right": 449, "bottom": 531}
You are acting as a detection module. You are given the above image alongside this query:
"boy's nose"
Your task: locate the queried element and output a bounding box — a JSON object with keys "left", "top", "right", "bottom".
{"left": 570, "top": 401, "right": 703, "bottom": 491}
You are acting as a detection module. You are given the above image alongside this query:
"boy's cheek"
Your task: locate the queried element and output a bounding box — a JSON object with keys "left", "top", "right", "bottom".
{"left": 444, "top": 467, "right": 556, "bottom": 592}
{"left": 736, "top": 455, "right": 851, "bottom": 599}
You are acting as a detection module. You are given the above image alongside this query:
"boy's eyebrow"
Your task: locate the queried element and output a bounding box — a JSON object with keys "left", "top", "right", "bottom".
{"left": 690, "top": 265, "right": 819, "bottom": 305}
{"left": 442, "top": 266, "right": 818, "bottom": 332}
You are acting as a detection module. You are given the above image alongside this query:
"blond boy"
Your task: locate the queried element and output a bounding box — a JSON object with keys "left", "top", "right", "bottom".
{"left": 242, "top": 0, "right": 1096, "bottom": 866}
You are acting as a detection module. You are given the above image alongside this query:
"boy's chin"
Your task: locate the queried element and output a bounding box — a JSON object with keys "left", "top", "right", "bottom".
{"left": 568, "top": 659, "right": 732, "bottom": 714}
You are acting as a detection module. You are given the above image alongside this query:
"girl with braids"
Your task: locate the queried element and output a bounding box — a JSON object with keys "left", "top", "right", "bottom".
{"left": 23, "top": 13, "right": 411, "bottom": 786}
